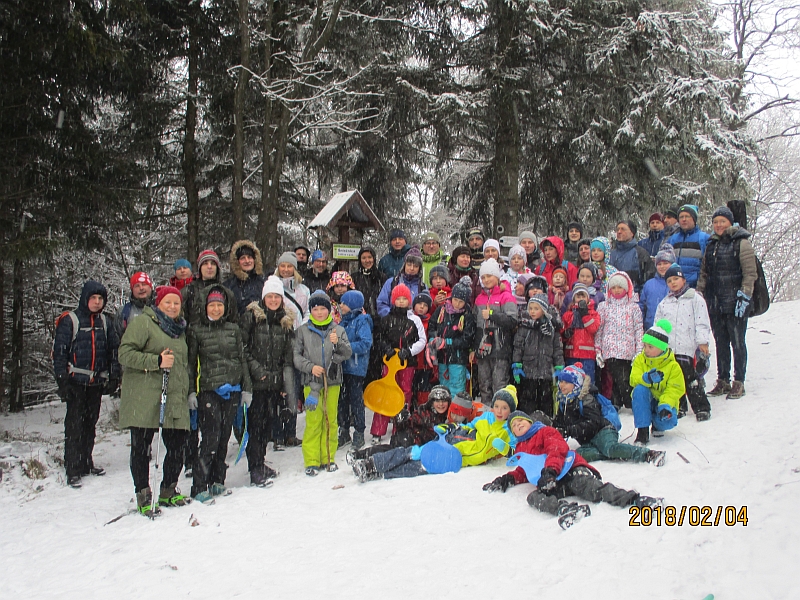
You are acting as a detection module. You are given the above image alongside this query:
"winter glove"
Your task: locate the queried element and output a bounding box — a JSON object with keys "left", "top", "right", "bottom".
{"left": 434, "top": 422, "right": 458, "bottom": 436}
{"left": 56, "top": 375, "right": 69, "bottom": 401}
{"left": 476, "top": 331, "right": 494, "bottom": 359}
{"left": 384, "top": 347, "right": 397, "bottom": 361}
{"left": 491, "top": 437, "right": 511, "bottom": 455}
{"left": 571, "top": 309, "right": 585, "bottom": 330}
{"left": 537, "top": 468, "right": 559, "bottom": 494}
{"left": 305, "top": 393, "right": 319, "bottom": 411}
{"left": 539, "top": 317, "right": 554, "bottom": 337}
{"left": 556, "top": 427, "right": 569, "bottom": 439}
{"left": 189, "top": 409, "right": 198, "bottom": 431}
{"left": 103, "top": 377, "right": 119, "bottom": 396}
{"left": 397, "top": 348, "right": 412, "bottom": 364}
{"left": 512, "top": 363, "right": 525, "bottom": 384}
{"left": 429, "top": 337, "right": 446, "bottom": 353}
{"left": 576, "top": 299, "right": 589, "bottom": 318}
{"left": 735, "top": 290, "right": 751, "bottom": 319}
{"left": 395, "top": 408, "right": 411, "bottom": 425}
{"left": 241, "top": 392, "right": 253, "bottom": 408}
{"left": 482, "top": 473, "right": 516, "bottom": 493}
{"left": 188, "top": 393, "right": 198, "bottom": 411}
{"left": 642, "top": 369, "right": 664, "bottom": 385}
{"left": 658, "top": 408, "right": 673, "bottom": 420}
{"left": 409, "top": 445, "right": 422, "bottom": 461}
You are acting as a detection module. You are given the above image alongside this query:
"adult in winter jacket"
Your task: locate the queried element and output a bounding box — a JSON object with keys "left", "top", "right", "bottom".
{"left": 187, "top": 285, "right": 252, "bottom": 500}
{"left": 667, "top": 205, "right": 710, "bottom": 288}
{"left": 115, "top": 271, "right": 154, "bottom": 338}
{"left": 655, "top": 263, "right": 712, "bottom": 420}
{"left": 610, "top": 220, "right": 655, "bottom": 295}
{"left": 224, "top": 240, "right": 266, "bottom": 315}
{"left": 420, "top": 231, "right": 448, "bottom": 286}
{"left": 170, "top": 258, "right": 194, "bottom": 291}
{"left": 118, "top": 286, "right": 190, "bottom": 516}
{"left": 536, "top": 236, "right": 578, "bottom": 287}
{"left": 638, "top": 244, "right": 675, "bottom": 330}
{"left": 378, "top": 228, "right": 412, "bottom": 280}
{"left": 240, "top": 275, "right": 296, "bottom": 482}
{"left": 53, "top": 280, "right": 120, "bottom": 488}
{"left": 337, "top": 291, "right": 373, "bottom": 450}
{"left": 696, "top": 206, "right": 757, "bottom": 400}
{"left": 376, "top": 247, "right": 428, "bottom": 317}
{"left": 294, "top": 291, "right": 352, "bottom": 474}
{"left": 519, "top": 231, "right": 543, "bottom": 271}
{"left": 466, "top": 227, "right": 485, "bottom": 270}
{"left": 638, "top": 213, "right": 666, "bottom": 257}
{"left": 351, "top": 246, "right": 384, "bottom": 319}
{"left": 447, "top": 245, "right": 479, "bottom": 291}
{"left": 303, "top": 250, "right": 331, "bottom": 294}
{"left": 563, "top": 222, "right": 584, "bottom": 267}
{"left": 293, "top": 245, "right": 310, "bottom": 277}
{"left": 182, "top": 249, "right": 225, "bottom": 326}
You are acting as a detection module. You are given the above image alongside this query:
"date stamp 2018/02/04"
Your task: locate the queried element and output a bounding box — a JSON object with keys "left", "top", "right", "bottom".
{"left": 629, "top": 506, "right": 748, "bottom": 527}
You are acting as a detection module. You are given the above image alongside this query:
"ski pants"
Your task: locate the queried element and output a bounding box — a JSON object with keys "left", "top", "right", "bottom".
{"left": 302, "top": 384, "right": 340, "bottom": 468}
{"left": 438, "top": 363, "right": 468, "bottom": 397}
{"left": 709, "top": 312, "right": 748, "bottom": 383}
{"left": 129, "top": 426, "right": 187, "bottom": 493}
{"left": 604, "top": 358, "right": 633, "bottom": 409}
{"left": 526, "top": 466, "right": 639, "bottom": 515}
{"left": 370, "top": 366, "right": 413, "bottom": 437}
{"left": 193, "top": 391, "right": 238, "bottom": 494}
{"left": 63, "top": 384, "right": 103, "bottom": 478}
{"left": 576, "top": 427, "right": 648, "bottom": 463}
{"left": 372, "top": 446, "right": 426, "bottom": 479}
{"left": 247, "top": 390, "right": 282, "bottom": 472}
{"left": 631, "top": 385, "right": 677, "bottom": 432}
{"left": 516, "top": 378, "right": 555, "bottom": 417}
{"left": 477, "top": 357, "right": 510, "bottom": 404}
{"left": 338, "top": 374, "right": 366, "bottom": 435}
{"left": 674, "top": 354, "right": 711, "bottom": 415}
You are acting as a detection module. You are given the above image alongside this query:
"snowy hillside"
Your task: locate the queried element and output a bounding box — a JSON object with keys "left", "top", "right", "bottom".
{"left": 1, "top": 302, "right": 799, "bottom": 600}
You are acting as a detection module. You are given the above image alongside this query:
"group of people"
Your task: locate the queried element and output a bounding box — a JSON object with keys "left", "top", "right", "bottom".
{"left": 51, "top": 202, "right": 758, "bottom": 524}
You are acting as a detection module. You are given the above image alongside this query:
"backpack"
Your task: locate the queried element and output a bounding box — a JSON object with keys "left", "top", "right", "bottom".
{"left": 579, "top": 393, "right": 622, "bottom": 431}
{"left": 54, "top": 311, "right": 108, "bottom": 346}
{"left": 735, "top": 239, "right": 770, "bottom": 317}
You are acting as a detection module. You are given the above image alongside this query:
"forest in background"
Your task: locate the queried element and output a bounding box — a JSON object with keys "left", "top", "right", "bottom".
{"left": 1, "top": 0, "right": 798, "bottom": 409}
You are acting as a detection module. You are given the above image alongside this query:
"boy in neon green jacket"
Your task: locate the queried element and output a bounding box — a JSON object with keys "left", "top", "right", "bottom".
{"left": 630, "top": 319, "right": 685, "bottom": 445}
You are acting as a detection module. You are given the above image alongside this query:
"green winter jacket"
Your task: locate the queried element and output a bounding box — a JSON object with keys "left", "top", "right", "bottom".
{"left": 187, "top": 287, "right": 252, "bottom": 394}
{"left": 240, "top": 300, "right": 296, "bottom": 398}
{"left": 118, "top": 306, "right": 190, "bottom": 430}
{"left": 630, "top": 348, "right": 685, "bottom": 412}
{"left": 293, "top": 318, "right": 352, "bottom": 393}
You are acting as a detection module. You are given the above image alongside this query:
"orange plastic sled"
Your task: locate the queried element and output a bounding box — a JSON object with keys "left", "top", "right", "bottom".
{"left": 363, "top": 352, "right": 407, "bottom": 417}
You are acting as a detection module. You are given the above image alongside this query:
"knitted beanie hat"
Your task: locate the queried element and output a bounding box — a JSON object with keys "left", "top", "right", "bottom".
{"left": 391, "top": 283, "right": 412, "bottom": 305}
{"left": 664, "top": 207, "right": 679, "bottom": 219}
{"left": 421, "top": 231, "right": 441, "bottom": 244}
{"left": 206, "top": 288, "right": 226, "bottom": 306}
{"left": 388, "top": 228, "right": 406, "bottom": 242}
{"left": 527, "top": 293, "right": 550, "bottom": 312}
{"left": 276, "top": 251, "right": 298, "bottom": 269}
{"left": 448, "top": 392, "right": 473, "bottom": 423}
{"left": 173, "top": 258, "right": 191, "bottom": 271}
{"left": 508, "top": 244, "right": 526, "bottom": 260}
{"left": 340, "top": 290, "right": 364, "bottom": 311}
{"left": 130, "top": 271, "right": 154, "bottom": 290}
{"left": 608, "top": 273, "right": 629, "bottom": 291}
{"left": 262, "top": 275, "right": 285, "bottom": 299}
{"left": 577, "top": 238, "right": 593, "bottom": 250}
{"left": 155, "top": 285, "right": 181, "bottom": 307}
{"left": 578, "top": 262, "right": 599, "bottom": 280}
{"left": 492, "top": 385, "right": 518, "bottom": 412}
{"left": 679, "top": 204, "right": 699, "bottom": 224}
{"left": 404, "top": 246, "right": 423, "bottom": 267}
{"left": 327, "top": 271, "right": 355, "bottom": 290}
{"left": 643, "top": 319, "right": 673, "bottom": 352}
{"left": 518, "top": 231, "right": 538, "bottom": 245}
{"left": 430, "top": 264, "right": 449, "bottom": 282}
{"left": 556, "top": 363, "right": 585, "bottom": 389}
{"left": 507, "top": 410, "right": 533, "bottom": 433}
{"left": 571, "top": 283, "right": 592, "bottom": 299}
{"left": 483, "top": 238, "right": 501, "bottom": 254}
{"left": 450, "top": 245, "right": 471, "bottom": 262}
{"left": 413, "top": 292, "right": 433, "bottom": 311}
{"left": 479, "top": 258, "right": 503, "bottom": 280}
{"left": 712, "top": 206, "right": 735, "bottom": 226}
{"left": 197, "top": 249, "right": 221, "bottom": 269}
{"left": 665, "top": 263, "right": 685, "bottom": 281}
{"left": 648, "top": 212, "right": 664, "bottom": 224}
{"left": 451, "top": 276, "right": 473, "bottom": 304}
{"left": 654, "top": 243, "right": 676, "bottom": 265}
{"left": 309, "top": 289, "right": 332, "bottom": 312}
{"left": 525, "top": 275, "right": 549, "bottom": 295}
{"left": 467, "top": 227, "right": 484, "bottom": 241}
{"left": 311, "top": 249, "right": 326, "bottom": 263}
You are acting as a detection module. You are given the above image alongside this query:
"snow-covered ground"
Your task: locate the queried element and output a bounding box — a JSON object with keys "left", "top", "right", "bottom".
{"left": 1, "top": 302, "right": 798, "bottom": 600}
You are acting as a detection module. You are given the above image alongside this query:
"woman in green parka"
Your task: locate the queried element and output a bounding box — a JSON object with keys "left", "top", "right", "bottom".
{"left": 119, "top": 286, "right": 191, "bottom": 517}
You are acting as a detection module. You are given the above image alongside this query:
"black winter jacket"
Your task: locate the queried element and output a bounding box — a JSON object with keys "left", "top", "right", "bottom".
{"left": 374, "top": 307, "right": 420, "bottom": 357}
{"left": 552, "top": 379, "right": 609, "bottom": 445}
{"left": 428, "top": 304, "right": 476, "bottom": 366}
{"left": 512, "top": 316, "right": 564, "bottom": 380}
{"left": 182, "top": 272, "right": 227, "bottom": 325}
{"left": 697, "top": 226, "right": 757, "bottom": 316}
{"left": 53, "top": 280, "right": 120, "bottom": 387}
{"left": 240, "top": 301, "right": 296, "bottom": 398}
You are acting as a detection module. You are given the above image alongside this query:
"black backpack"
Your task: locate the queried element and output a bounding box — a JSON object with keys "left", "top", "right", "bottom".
{"left": 735, "top": 239, "right": 769, "bottom": 317}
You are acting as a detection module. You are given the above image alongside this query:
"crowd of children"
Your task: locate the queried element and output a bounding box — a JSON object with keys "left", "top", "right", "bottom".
{"left": 53, "top": 206, "right": 757, "bottom": 525}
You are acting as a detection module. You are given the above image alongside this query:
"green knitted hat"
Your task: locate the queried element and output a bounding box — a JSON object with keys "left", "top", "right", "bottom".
{"left": 643, "top": 319, "right": 673, "bottom": 352}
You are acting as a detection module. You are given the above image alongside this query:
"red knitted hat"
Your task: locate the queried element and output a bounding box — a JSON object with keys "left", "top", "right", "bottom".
{"left": 155, "top": 285, "right": 182, "bottom": 307}
{"left": 130, "top": 271, "right": 154, "bottom": 290}
{"left": 391, "top": 283, "right": 412, "bottom": 306}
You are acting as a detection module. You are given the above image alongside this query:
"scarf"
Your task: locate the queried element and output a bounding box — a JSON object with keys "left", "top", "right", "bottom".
{"left": 443, "top": 298, "right": 465, "bottom": 315}
{"left": 514, "top": 421, "right": 546, "bottom": 443}
{"left": 310, "top": 313, "right": 333, "bottom": 327}
{"left": 153, "top": 307, "right": 186, "bottom": 339}
{"left": 668, "top": 282, "right": 690, "bottom": 298}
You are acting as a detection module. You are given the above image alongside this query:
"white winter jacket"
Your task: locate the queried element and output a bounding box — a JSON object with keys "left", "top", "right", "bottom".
{"left": 654, "top": 288, "right": 711, "bottom": 357}
{"left": 596, "top": 272, "right": 643, "bottom": 361}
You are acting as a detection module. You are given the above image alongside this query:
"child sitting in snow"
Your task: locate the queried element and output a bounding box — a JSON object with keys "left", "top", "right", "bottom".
{"left": 630, "top": 319, "right": 685, "bottom": 445}
{"left": 552, "top": 364, "right": 665, "bottom": 467}
{"left": 482, "top": 411, "right": 664, "bottom": 529}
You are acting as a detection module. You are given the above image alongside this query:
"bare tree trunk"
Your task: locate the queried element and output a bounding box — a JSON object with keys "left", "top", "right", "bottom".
{"left": 232, "top": 0, "right": 251, "bottom": 241}
{"left": 184, "top": 26, "right": 200, "bottom": 267}
{"left": 257, "top": 0, "right": 279, "bottom": 267}
{"left": 0, "top": 262, "right": 4, "bottom": 406}
{"left": 10, "top": 259, "right": 23, "bottom": 412}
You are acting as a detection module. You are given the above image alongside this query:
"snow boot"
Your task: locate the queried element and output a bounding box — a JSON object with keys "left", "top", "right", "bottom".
{"left": 285, "top": 436, "right": 302, "bottom": 447}
{"left": 634, "top": 427, "right": 649, "bottom": 446}
{"left": 194, "top": 490, "right": 214, "bottom": 504}
{"left": 352, "top": 457, "right": 381, "bottom": 483}
{"left": 557, "top": 501, "right": 591, "bottom": 530}
{"left": 651, "top": 425, "right": 664, "bottom": 438}
{"left": 305, "top": 466, "right": 320, "bottom": 477}
{"left": 67, "top": 475, "right": 82, "bottom": 489}
{"left": 209, "top": 483, "right": 228, "bottom": 497}
{"left": 352, "top": 431, "right": 365, "bottom": 450}
{"left": 84, "top": 466, "right": 105, "bottom": 476}
{"left": 338, "top": 427, "right": 351, "bottom": 447}
{"left": 136, "top": 487, "right": 162, "bottom": 518}
{"left": 645, "top": 450, "right": 666, "bottom": 467}
{"left": 634, "top": 495, "right": 664, "bottom": 509}
{"left": 707, "top": 379, "right": 731, "bottom": 397}
{"left": 250, "top": 466, "right": 276, "bottom": 488}
{"left": 322, "top": 462, "right": 339, "bottom": 473}
{"left": 158, "top": 484, "right": 190, "bottom": 507}
{"left": 371, "top": 435, "right": 382, "bottom": 446}
{"left": 727, "top": 380, "right": 745, "bottom": 399}
{"left": 695, "top": 411, "right": 710, "bottom": 422}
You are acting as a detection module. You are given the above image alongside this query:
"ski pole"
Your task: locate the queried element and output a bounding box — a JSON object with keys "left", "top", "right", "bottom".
{"left": 322, "top": 371, "right": 330, "bottom": 469}
{"left": 150, "top": 367, "right": 170, "bottom": 516}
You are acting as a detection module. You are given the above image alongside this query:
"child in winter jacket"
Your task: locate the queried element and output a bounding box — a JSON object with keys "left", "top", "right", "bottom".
{"left": 590, "top": 237, "right": 619, "bottom": 294}
{"left": 596, "top": 273, "right": 643, "bottom": 409}
{"left": 337, "top": 290, "right": 373, "bottom": 450}
{"left": 537, "top": 236, "right": 578, "bottom": 287}
{"left": 502, "top": 244, "right": 533, "bottom": 291}
{"left": 376, "top": 247, "right": 428, "bottom": 317}
{"left": 562, "top": 263, "right": 605, "bottom": 314}
{"left": 512, "top": 295, "right": 563, "bottom": 417}
{"left": 548, "top": 265, "right": 570, "bottom": 312}
{"left": 412, "top": 293, "right": 437, "bottom": 408}
{"left": 187, "top": 285, "right": 253, "bottom": 501}
{"left": 524, "top": 275, "right": 563, "bottom": 330}
{"left": 639, "top": 246, "right": 674, "bottom": 331}
{"left": 239, "top": 276, "right": 296, "bottom": 485}
{"left": 654, "top": 263, "right": 712, "bottom": 421}
{"left": 561, "top": 286, "right": 601, "bottom": 384}
{"left": 428, "top": 277, "right": 476, "bottom": 397}
{"left": 326, "top": 271, "right": 355, "bottom": 324}
{"left": 553, "top": 365, "right": 665, "bottom": 466}
{"left": 630, "top": 320, "right": 686, "bottom": 445}
{"left": 369, "top": 284, "right": 426, "bottom": 445}
{"left": 350, "top": 386, "right": 517, "bottom": 482}
{"left": 474, "top": 259, "right": 519, "bottom": 404}
{"left": 428, "top": 265, "right": 452, "bottom": 314}
{"left": 482, "top": 411, "right": 663, "bottom": 529}
{"left": 294, "top": 290, "right": 353, "bottom": 475}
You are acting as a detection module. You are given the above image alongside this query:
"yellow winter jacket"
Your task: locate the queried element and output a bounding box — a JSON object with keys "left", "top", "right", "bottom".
{"left": 630, "top": 349, "right": 685, "bottom": 412}
{"left": 454, "top": 413, "right": 512, "bottom": 467}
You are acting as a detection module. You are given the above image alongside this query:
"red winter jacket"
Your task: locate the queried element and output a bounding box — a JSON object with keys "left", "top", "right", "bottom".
{"left": 536, "top": 236, "right": 579, "bottom": 287}
{"left": 509, "top": 426, "right": 599, "bottom": 485}
{"left": 561, "top": 299, "right": 600, "bottom": 360}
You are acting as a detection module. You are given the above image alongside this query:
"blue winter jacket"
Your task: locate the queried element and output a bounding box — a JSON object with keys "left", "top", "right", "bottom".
{"left": 610, "top": 241, "right": 654, "bottom": 294}
{"left": 378, "top": 244, "right": 411, "bottom": 280}
{"left": 341, "top": 309, "right": 374, "bottom": 377}
{"left": 376, "top": 273, "right": 428, "bottom": 317}
{"left": 53, "top": 280, "right": 121, "bottom": 386}
{"left": 638, "top": 274, "right": 669, "bottom": 330}
{"left": 668, "top": 226, "right": 710, "bottom": 288}
{"left": 638, "top": 230, "right": 665, "bottom": 258}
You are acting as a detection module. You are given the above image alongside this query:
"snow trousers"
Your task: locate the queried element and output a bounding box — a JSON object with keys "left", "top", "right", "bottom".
{"left": 370, "top": 366, "right": 413, "bottom": 437}
{"left": 247, "top": 390, "right": 282, "bottom": 473}
{"left": 631, "top": 385, "right": 677, "bottom": 432}
{"left": 338, "top": 374, "right": 366, "bottom": 435}
{"left": 372, "top": 446, "right": 426, "bottom": 479}
{"left": 438, "top": 363, "right": 468, "bottom": 397}
{"left": 192, "top": 391, "right": 238, "bottom": 495}
{"left": 576, "top": 427, "right": 649, "bottom": 463}
{"left": 129, "top": 426, "right": 187, "bottom": 493}
{"left": 477, "top": 357, "right": 510, "bottom": 404}
{"left": 604, "top": 358, "right": 633, "bottom": 409}
{"left": 63, "top": 384, "right": 103, "bottom": 478}
{"left": 526, "top": 466, "right": 639, "bottom": 515}
{"left": 709, "top": 312, "right": 748, "bottom": 382}
{"left": 516, "top": 378, "right": 555, "bottom": 417}
{"left": 674, "top": 354, "right": 712, "bottom": 416}
{"left": 302, "top": 384, "right": 340, "bottom": 468}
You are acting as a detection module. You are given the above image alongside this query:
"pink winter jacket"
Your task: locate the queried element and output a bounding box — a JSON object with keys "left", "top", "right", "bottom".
{"left": 596, "top": 272, "right": 643, "bottom": 361}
